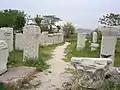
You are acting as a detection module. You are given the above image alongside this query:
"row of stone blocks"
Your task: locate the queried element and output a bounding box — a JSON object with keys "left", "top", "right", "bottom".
{"left": 0, "top": 25, "right": 64, "bottom": 75}
{"left": 15, "top": 26, "right": 64, "bottom": 50}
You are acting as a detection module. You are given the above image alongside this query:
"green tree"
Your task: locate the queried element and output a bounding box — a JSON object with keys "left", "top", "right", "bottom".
{"left": 0, "top": 9, "right": 26, "bottom": 32}
{"left": 42, "top": 15, "right": 62, "bottom": 33}
{"left": 34, "top": 15, "right": 62, "bottom": 33}
{"left": 62, "top": 22, "right": 75, "bottom": 38}
{"left": 34, "top": 15, "right": 43, "bottom": 26}
{"left": 99, "top": 13, "right": 120, "bottom": 26}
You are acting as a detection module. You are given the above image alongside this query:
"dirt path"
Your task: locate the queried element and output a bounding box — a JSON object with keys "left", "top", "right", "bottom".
{"left": 29, "top": 42, "right": 73, "bottom": 90}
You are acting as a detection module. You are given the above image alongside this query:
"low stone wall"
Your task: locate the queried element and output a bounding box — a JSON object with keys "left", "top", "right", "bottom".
{"left": 15, "top": 32, "right": 64, "bottom": 50}
{"left": 39, "top": 32, "right": 64, "bottom": 46}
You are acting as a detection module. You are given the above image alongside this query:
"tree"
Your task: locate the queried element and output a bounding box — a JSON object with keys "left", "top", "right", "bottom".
{"left": 99, "top": 13, "right": 120, "bottom": 26}
{"left": 34, "top": 15, "right": 62, "bottom": 33}
{"left": 62, "top": 22, "right": 75, "bottom": 38}
{"left": 0, "top": 9, "right": 26, "bottom": 32}
{"left": 42, "top": 15, "right": 62, "bottom": 33}
{"left": 34, "top": 15, "right": 43, "bottom": 26}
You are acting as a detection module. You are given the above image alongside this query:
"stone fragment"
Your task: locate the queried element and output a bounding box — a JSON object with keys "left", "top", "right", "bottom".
{"left": 0, "top": 40, "right": 8, "bottom": 75}
{"left": 71, "top": 57, "right": 112, "bottom": 89}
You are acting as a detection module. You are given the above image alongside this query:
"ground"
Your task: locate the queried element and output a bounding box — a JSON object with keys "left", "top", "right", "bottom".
{"left": 25, "top": 42, "right": 73, "bottom": 90}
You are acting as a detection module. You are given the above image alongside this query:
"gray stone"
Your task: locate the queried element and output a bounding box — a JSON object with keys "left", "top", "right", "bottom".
{"left": 0, "top": 40, "right": 8, "bottom": 75}
{"left": 23, "top": 83, "right": 29, "bottom": 87}
{"left": 105, "top": 67, "right": 120, "bottom": 85}
{"left": 71, "top": 57, "right": 113, "bottom": 89}
{"left": 0, "top": 66, "right": 36, "bottom": 88}
{"left": 29, "top": 78, "right": 41, "bottom": 86}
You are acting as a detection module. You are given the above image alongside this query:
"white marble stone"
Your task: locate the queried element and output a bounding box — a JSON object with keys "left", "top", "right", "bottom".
{"left": 39, "top": 33, "right": 44, "bottom": 46}
{"left": 71, "top": 57, "right": 112, "bottom": 89}
{"left": 47, "top": 34, "right": 54, "bottom": 45}
{"left": 53, "top": 33, "right": 59, "bottom": 44}
{"left": 0, "top": 27, "right": 13, "bottom": 52}
{"left": 76, "top": 33, "right": 86, "bottom": 50}
{"left": 92, "top": 31, "right": 97, "bottom": 43}
{"left": 100, "top": 26, "right": 118, "bottom": 64}
{"left": 0, "top": 40, "right": 8, "bottom": 75}
{"left": 15, "top": 33, "right": 24, "bottom": 50}
{"left": 23, "top": 25, "right": 41, "bottom": 61}
{"left": 42, "top": 32, "right": 48, "bottom": 45}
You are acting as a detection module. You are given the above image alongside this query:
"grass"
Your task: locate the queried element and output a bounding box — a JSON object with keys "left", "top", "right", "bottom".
{"left": 8, "top": 50, "right": 23, "bottom": 67}
{"left": 8, "top": 42, "right": 65, "bottom": 70}
{"left": 64, "top": 41, "right": 100, "bottom": 62}
{"left": 64, "top": 35, "right": 120, "bottom": 67}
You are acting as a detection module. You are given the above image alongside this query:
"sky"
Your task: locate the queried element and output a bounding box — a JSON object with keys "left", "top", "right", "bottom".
{"left": 0, "top": 0, "right": 120, "bottom": 30}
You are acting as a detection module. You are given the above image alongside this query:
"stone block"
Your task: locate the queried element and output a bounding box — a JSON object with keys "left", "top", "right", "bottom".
{"left": 76, "top": 33, "right": 86, "bottom": 50}
{"left": 71, "top": 57, "right": 113, "bottom": 89}
{"left": 23, "top": 25, "right": 41, "bottom": 61}
{"left": 0, "top": 40, "right": 8, "bottom": 75}
{"left": 0, "top": 27, "right": 13, "bottom": 52}
{"left": 15, "top": 33, "right": 24, "bottom": 50}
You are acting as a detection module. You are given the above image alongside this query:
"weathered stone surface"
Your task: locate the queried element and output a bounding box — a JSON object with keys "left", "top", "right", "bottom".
{"left": 71, "top": 57, "right": 112, "bottom": 89}
{"left": 0, "top": 27, "right": 13, "bottom": 52}
{"left": 105, "top": 67, "right": 120, "bottom": 85}
{"left": 23, "top": 25, "right": 41, "bottom": 61}
{"left": 0, "top": 40, "right": 8, "bottom": 75}
{"left": 76, "top": 33, "right": 86, "bottom": 50}
{"left": 0, "top": 66, "right": 36, "bottom": 88}
{"left": 29, "top": 78, "right": 41, "bottom": 86}
{"left": 100, "top": 26, "right": 119, "bottom": 63}
{"left": 15, "top": 33, "right": 24, "bottom": 50}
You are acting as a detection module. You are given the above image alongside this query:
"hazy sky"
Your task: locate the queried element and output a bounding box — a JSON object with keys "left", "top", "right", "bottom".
{"left": 0, "top": 0, "right": 120, "bottom": 29}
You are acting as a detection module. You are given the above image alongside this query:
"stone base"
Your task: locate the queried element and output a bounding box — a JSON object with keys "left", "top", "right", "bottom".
{"left": 76, "top": 46, "right": 84, "bottom": 51}
{"left": 91, "top": 43, "right": 99, "bottom": 51}
{"left": 0, "top": 66, "right": 36, "bottom": 89}
{"left": 0, "top": 68, "right": 7, "bottom": 75}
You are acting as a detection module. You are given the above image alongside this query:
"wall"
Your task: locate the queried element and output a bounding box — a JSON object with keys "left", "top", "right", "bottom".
{"left": 15, "top": 32, "right": 64, "bottom": 50}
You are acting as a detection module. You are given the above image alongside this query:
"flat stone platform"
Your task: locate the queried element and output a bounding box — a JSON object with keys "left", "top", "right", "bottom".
{"left": 0, "top": 66, "right": 36, "bottom": 87}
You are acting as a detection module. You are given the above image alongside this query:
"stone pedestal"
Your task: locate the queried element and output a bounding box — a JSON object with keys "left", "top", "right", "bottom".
{"left": 100, "top": 26, "right": 118, "bottom": 64}
{"left": 23, "top": 25, "right": 41, "bottom": 61}
{"left": 76, "top": 33, "right": 86, "bottom": 50}
{"left": 0, "top": 40, "right": 8, "bottom": 75}
{"left": 0, "top": 27, "right": 13, "bottom": 52}
{"left": 71, "top": 57, "right": 112, "bottom": 89}
{"left": 91, "top": 43, "right": 99, "bottom": 51}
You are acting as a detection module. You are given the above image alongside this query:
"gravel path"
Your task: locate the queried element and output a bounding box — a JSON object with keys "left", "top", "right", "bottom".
{"left": 29, "top": 42, "right": 73, "bottom": 90}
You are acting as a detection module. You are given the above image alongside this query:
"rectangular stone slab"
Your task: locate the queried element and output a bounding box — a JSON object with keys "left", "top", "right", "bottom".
{"left": 71, "top": 57, "right": 113, "bottom": 70}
